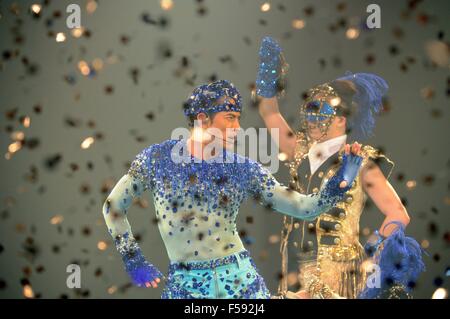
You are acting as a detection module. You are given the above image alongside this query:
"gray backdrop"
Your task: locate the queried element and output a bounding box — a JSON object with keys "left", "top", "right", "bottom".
{"left": 0, "top": 0, "right": 449, "bottom": 299}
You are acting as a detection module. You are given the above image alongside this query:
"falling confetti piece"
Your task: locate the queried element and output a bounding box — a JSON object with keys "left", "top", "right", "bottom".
{"left": 71, "top": 27, "right": 84, "bottom": 38}
{"left": 50, "top": 215, "right": 64, "bottom": 225}
{"left": 107, "top": 285, "right": 117, "bottom": 294}
{"left": 23, "top": 284, "right": 34, "bottom": 298}
{"left": 406, "top": 180, "right": 417, "bottom": 189}
{"left": 261, "top": 3, "right": 271, "bottom": 12}
{"left": 269, "top": 234, "right": 280, "bottom": 244}
{"left": 421, "top": 239, "right": 430, "bottom": 249}
{"left": 432, "top": 287, "right": 448, "bottom": 299}
{"left": 292, "top": 19, "right": 305, "bottom": 29}
{"left": 425, "top": 40, "right": 450, "bottom": 67}
{"left": 30, "top": 4, "right": 41, "bottom": 15}
{"left": 86, "top": 0, "right": 98, "bottom": 14}
{"left": 81, "top": 137, "right": 95, "bottom": 149}
{"left": 160, "top": 0, "right": 174, "bottom": 11}
{"left": 346, "top": 27, "right": 360, "bottom": 39}
{"left": 97, "top": 241, "right": 108, "bottom": 251}
{"left": 55, "top": 32, "right": 66, "bottom": 43}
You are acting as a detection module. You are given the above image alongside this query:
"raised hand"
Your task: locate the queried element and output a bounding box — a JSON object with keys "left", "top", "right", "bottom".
{"left": 256, "top": 36, "right": 287, "bottom": 98}
{"left": 339, "top": 142, "right": 362, "bottom": 189}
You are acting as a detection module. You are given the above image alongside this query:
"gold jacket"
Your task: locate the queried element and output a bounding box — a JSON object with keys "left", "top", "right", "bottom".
{"left": 279, "top": 139, "right": 394, "bottom": 299}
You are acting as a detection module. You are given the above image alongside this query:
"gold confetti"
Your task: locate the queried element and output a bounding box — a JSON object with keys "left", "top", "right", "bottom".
{"left": 23, "top": 284, "right": 34, "bottom": 298}
{"left": 8, "top": 141, "right": 21, "bottom": 154}
{"left": 292, "top": 19, "right": 305, "bottom": 29}
{"left": 30, "top": 4, "right": 41, "bottom": 14}
{"left": 261, "top": 3, "right": 271, "bottom": 12}
{"left": 50, "top": 215, "right": 64, "bottom": 225}
{"left": 55, "top": 32, "right": 66, "bottom": 43}
{"left": 432, "top": 287, "right": 448, "bottom": 299}
{"left": 22, "top": 116, "right": 31, "bottom": 128}
{"left": 71, "top": 27, "right": 85, "bottom": 38}
{"left": 11, "top": 131, "right": 25, "bottom": 141}
{"left": 424, "top": 40, "right": 450, "bottom": 68}
{"left": 278, "top": 152, "right": 288, "bottom": 161}
{"left": 81, "top": 137, "right": 95, "bottom": 149}
{"left": 346, "top": 27, "right": 359, "bottom": 39}
{"left": 268, "top": 234, "right": 280, "bottom": 244}
{"left": 97, "top": 241, "right": 108, "bottom": 251}
{"left": 86, "top": 0, "right": 98, "bottom": 14}
{"left": 406, "top": 180, "right": 417, "bottom": 189}
{"left": 160, "top": 0, "right": 174, "bottom": 11}
{"left": 78, "top": 60, "right": 90, "bottom": 76}
{"left": 420, "top": 239, "right": 430, "bottom": 249}
{"left": 107, "top": 285, "right": 117, "bottom": 294}
{"left": 329, "top": 97, "right": 341, "bottom": 107}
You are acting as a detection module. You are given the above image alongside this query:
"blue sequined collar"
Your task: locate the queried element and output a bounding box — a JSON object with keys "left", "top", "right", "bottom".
{"left": 172, "top": 138, "right": 241, "bottom": 164}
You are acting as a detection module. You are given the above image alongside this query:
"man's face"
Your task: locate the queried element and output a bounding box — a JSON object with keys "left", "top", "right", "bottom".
{"left": 307, "top": 117, "right": 343, "bottom": 141}
{"left": 304, "top": 93, "right": 345, "bottom": 142}
{"left": 207, "top": 111, "right": 241, "bottom": 146}
{"left": 193, "top": 111, "right": 241, "bottom": 147}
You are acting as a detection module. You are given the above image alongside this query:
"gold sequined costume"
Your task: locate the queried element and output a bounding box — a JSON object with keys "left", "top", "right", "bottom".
{"left": 279, "top": 134, "right": 394, "bottom": 299}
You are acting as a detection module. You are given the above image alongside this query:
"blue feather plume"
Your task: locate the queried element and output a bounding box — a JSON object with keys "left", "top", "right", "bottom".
{"left": 336, "top": 71, "right": 388, "bottom": 141}
{"left": 359, "top": 221, "right": 426, "bottom": 299}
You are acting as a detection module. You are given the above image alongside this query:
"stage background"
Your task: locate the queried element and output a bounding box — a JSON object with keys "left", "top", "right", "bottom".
{"left": 0, "top": 0, "right": 449, "bottom": 298}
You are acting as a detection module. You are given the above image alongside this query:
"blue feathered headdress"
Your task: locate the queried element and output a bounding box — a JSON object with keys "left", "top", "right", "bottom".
{"left": 335, "top": 71, "right": 388, "bottom": 141}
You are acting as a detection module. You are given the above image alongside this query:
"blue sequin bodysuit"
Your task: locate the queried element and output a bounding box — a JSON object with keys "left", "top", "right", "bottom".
{"left": 103, "top": 138, "right": 360, "bottom": 298}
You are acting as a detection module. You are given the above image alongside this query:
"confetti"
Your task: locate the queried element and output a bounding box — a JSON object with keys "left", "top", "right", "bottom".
{"left": 55, "top": 32, "right": 66, "bottom": 43}
{"left": 346, "top": 27, "right": 360, "bottom": 39}
{"left": 291, "top": 19, "right": 305, "bottom": 30}
{"left": 260, "top": 3, "right": 271, "bottom": 12}
{"left": 50, "top": 215, "right": 64, "bottom": 225}
{"left": 432, "top": 287, "right": 448, "bottom": 299}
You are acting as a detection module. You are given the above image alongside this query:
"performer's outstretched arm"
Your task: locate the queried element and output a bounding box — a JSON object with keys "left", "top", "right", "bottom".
{"left": 251, "top": 144, "right": 362, "bottom": 220}
{"left": 102, "top": 147, "right": 162, "bottom": 288}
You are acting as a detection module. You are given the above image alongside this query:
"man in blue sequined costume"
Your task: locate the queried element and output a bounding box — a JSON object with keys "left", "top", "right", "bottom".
{"left": 102, "top": 79, "right": 364, "bottom": 299}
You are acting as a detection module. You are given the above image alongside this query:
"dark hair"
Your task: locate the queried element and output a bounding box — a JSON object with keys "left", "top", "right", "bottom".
{"left": 328, "top": 79, "right": 357, "bottom": 118}
{"left": 327, "top": 80, "right": 358, "bottom": 136}
{"left": 187, "top": 112, "right": 217, "bottom": 128}
{"left": 186, "top": 94, "right": 230, "bottom": 127}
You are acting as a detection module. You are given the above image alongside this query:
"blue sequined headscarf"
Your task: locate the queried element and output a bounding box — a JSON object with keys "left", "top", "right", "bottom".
{"left": 335, "top": 71, "right": 389, "bottom": 141}
{"left": 301, "top": 72, "right": 389, "bottom": 141}
{"left": 183, "top": 80, "right": 243, "bottom": 117}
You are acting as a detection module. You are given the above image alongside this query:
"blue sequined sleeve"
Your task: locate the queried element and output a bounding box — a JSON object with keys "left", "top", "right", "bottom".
{"left": 127, "top": 145, "right": 156, "bottom": 191}
{"left": 102, "top": 146, "right": 162, "bottom": 286}
{"left": 249, "top": 158, "right": 358, "bottom": 221}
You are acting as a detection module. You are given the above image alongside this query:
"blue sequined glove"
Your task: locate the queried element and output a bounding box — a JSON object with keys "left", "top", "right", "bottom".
{"left": 318, "top": 152, "right": 363, "bottom": 206}
{"left": 364, "top": 230, "right": 385, "bottom": 257}
{"left": 256, "top": 36, "right": 285, "bottom": 98}
{"left": 341, "top": 152, "right": 363, "bottom": 189}
{"left": 117, "top": 239, "right": 163, "bottom": 287}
